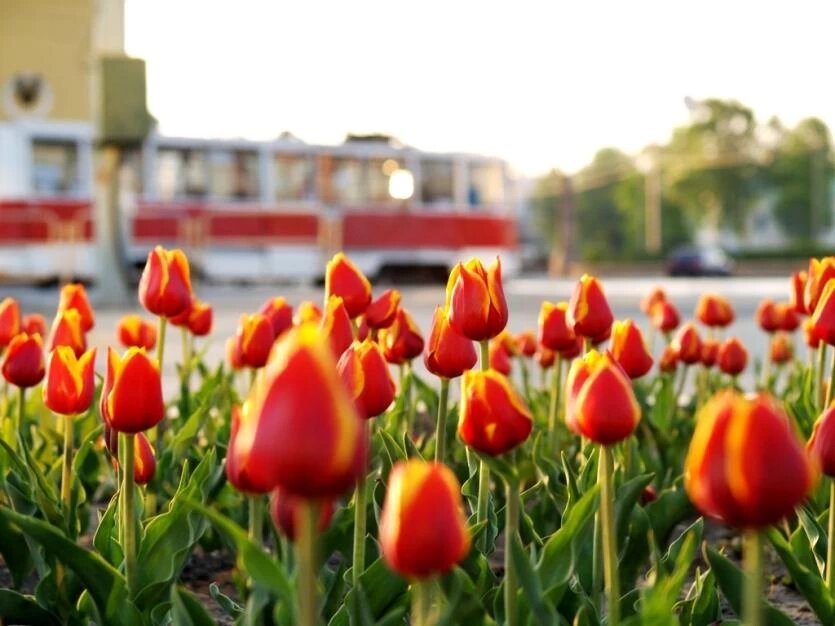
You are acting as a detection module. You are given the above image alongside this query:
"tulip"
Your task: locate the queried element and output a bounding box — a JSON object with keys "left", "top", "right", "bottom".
{"left": 610, "top": 319, "right": 653, "bottom": 379}
{"left": 701, "top": 339, "right": 719, "bottom": 368}
{"left": 671, "top": 323, "right": 702, "bottom": 365}
{"left": 325, "top": 252, "right": 372, "bottom": 319}
{"left": 488, "top": 337, "right": 512, "bottom": 375}
{"left": 811, "top": 281, "right": 835, "bottom": 346}
{"left": 170, "top": 297, "right": 213, "bottom": 337}
{"left": 695, "top": 293, "right": 734, "bottom": 328}
{"left": 640, "top": 287, "right": 666, "bottom": 315}
{"left": 769, "top": 333, "right": 793, "bottom": 366}
{"left": 777, "top": 302, "right": 799, "bottom": 332}
{"left": 650, "top": 300, "right": 680, "bottom": 335}
{"left": 446, "top": 257, "right": 508, "bottom": 343}
{"left": 458, "top": 369, "right": 532, "bottom": 456}
{"left": 805, "top": 257, "right": 835, "bottom": 314}
{"left": 379, "top": 460, "right": 470, "bottom": 578}
{"left": 560, "top": 335, "right": 584, "bottom": 360}
{"left": 516, "top": 331, "right": 537, "bottom": 358}
{"left": 58, "top": 283, "right": 95, "bottom": 332}
{"left": 538, "top": 301, "right": 576, "bottom": 351}
{"left": 2, "top": 332, "right": 45, "bottom": 389}
{"left": 320, "top": 295, "right": 354, "bottom": 359}
{"left": 270, "top": 489, "right": 334, "bottom": 541}
{"left": 233, "top": 313, "right": 275, "bottom": 370}
{"left": 658, "top": 345, "right": 678, "bottom": 373}
{"left": 805, "top": 317, "right": 821, "bottom": 350}
{"left": 809, "top": 406, "right": 835, "bottom": 594}
{"left": 226, "top": 337, "right": 243, "bottom": 371}
{"left": 424, "top": 306, "right": 477, "bottom": 380}
{"left": 567, "top": 274, "right": 614, "bottom": 340}
{"left": 133, "top": 432, "right": 156, "bottom": 485}
{"left": 43, "top": 346, "right": 96, "bottom": 417}
{"left": 379, "top": 307, "right": 424, "bottom": 365}
{"left": 535, "top": 347, "right": 556, "bottom": 369}
{"left": 755, "top": 299, "right": 780, "bottom": 333}
{"left": 117, "top": 315, "right": 157, "bottom": 351}
{"left": 0, "top": 297, "right": 20, "bottom": 348}
{"left": 21, "top": 313, "right": 47, "bottom": 338}
{"left": 717, "top": 337, "right": 747, "bottom": 377}
{"left": 259, "top": 297, "right": 294, "bottom": 338}
{"left": 790, "top": 270, "right": 808, "bottom": 315}
{"left": 337, "top": 340, "right": 396, "bottom": 420}
{"left": 48, "top": 309, "right": 86, "bottom": 358}
{"left": 685, "top": 390, "right": 816, "bottom": 625}
{"left": 294, "top": 301, "right": 322, "bottom": 325}
{"left": 365, "top": 289, "right": 401, "bottom": 330}
{"left": 138, "top": 245, "right": 193, "bottom": 318}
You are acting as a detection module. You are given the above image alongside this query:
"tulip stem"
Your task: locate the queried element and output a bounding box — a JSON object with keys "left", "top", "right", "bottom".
{"left": 181, "top": 328, "right": 192, "bottom": 418}
{"left": 296, "top": 500, "right": 320, "bottom": 626}
{"left": 504, "top": 479, "right": 520, "bottom": 626}
{"left": 477, "top": 339, "right": 492, "bottom": 553}
{"left": 248, "top": 495, "right": 263, "bottom": 545}
{"left": 60, "top": 415, "right": 73, "bottom": 512}
{"left": 519, "top": 357, "right": 531, "bottom": 400}
{"left": 827, "top": 348, "right": 835, "bottom": 409}
{"left": 434, "top": 378, "right": 450, "bottom": 462}
{"left": 480, "top": 340, "right": 490, "bottom": 371}
{"left": 16, "top": 387, "right": 25, "bottom": 451}
{"left": 157, "top": 316, "right": 167, "bottom": 373}
{"left": 120, "top": 432, "right": 138, "bottom": 599}
{"left": 761, "top": 343, "right": 771, "bottom": 391}
{"left": 743, "top": 529, "right": 763, "bottom": 626}
{"left": 827, "top": 479, "right": 835, "bottom": 593}
{"left": 548, "top": 355, "right": 563, "bottom": 451}
{"left": 599, "top": 445, "right": 620, "bottom": 626}
{"left": 352, "top": 470, "right": 368, "bottom": 588}
{"left": 411, "top": 578, "right": 434, "bottom": 626}
{"left": 405, "top": 362, "right": 416, "bottom": 435}
{"left": 819, "top": 344, "right": 828, "bottom": 411}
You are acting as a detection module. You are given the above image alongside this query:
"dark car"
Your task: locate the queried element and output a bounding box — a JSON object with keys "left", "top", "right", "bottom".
{"left": 665, "top": 246, "right": 734, "bottom": 277}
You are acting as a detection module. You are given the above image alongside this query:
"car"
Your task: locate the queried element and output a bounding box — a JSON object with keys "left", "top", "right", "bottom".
{"left": 665, "top": 245, "right": 734, "bottom": 276}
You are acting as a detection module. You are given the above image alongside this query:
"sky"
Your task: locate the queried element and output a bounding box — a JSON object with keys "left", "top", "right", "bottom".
{"left": 125, "top": 1, "right": 835, "bottom": 178}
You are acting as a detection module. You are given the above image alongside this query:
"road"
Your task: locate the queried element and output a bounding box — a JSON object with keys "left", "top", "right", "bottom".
{"left": 4, "top": 274, "right": 801, "bottom": 393}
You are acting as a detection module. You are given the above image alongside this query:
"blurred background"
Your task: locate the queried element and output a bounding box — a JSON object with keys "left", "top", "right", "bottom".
{"left": 1, "top": 0, "right": 834, "bottom": 296}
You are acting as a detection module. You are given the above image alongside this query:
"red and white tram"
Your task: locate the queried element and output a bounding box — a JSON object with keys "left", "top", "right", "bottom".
{"left": 0, "top": 120, "right": 519, "bottom": 283}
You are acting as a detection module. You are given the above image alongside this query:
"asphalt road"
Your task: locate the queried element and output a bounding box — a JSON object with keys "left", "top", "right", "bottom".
{"left": 3, "top": 274, "right": 802, "bottom": 393}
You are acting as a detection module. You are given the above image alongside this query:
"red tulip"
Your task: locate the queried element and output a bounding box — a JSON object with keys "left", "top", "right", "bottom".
{"left": 658, "top": 345, "right": 679, "bottom": 373}
{"left": 379, "top": 460, "right": 470, "bottom": 579}
{"left": 567, "top": 274, "right": 614, "bottom": 339}
{"left": 671, "top": 322, "right": 702, "bottom": 365}
{"left": 43, "top": 347, "right": 96, "bottom": 416}
{"left": 424, "top": 306, "right": 477, "bottom": 379}
{"left": 695, "top": 294, "right": 734, "bottom": 328}
{"left": 170, "top": 297, "right": 213, "bottom": 337}
{"left": 138, "top": 246, "right": 193, "bottom": 318}
{"left": 459, "top": 369, "right": 532, "bottom": 456}
{"left": 777, "top": 303, "right": 800, "bottom": 332}
{"left": 117, "top": 315, "right": 157, "bottom": 351}
{"left": 233, "top": 313, "right": 275, "bottom": 369}
{"left": 790, "top": 270, "right": 808, "bottom": 315}
{"left": 48, "top": 309, "right": 86, "bottom": 358}
{"left": 516, "top": 331, "right": 537, "bottom": 358}
{"left": 270, "top": 489, "right": 334, "bottom": 541}
{"left": 685, "top": 391, "right": 816, "bottom": 528}
{"left": 259, "top": 297, "right": 294, "bottom": 338}
{"left": 320, "top": 296, "right": 354, "bottom": 359}
{"left": 0, "top": 297, "right": 20, "bottom": 347}
{"left": 640, "top": 287, "right": 666, "bottom": 315}
{"left": 337, "top": 340, "right": 396, "bottom": 419}
{"left": 58, "top": 283, "right": 95, "bottom": 332}
{"left": 809, "top": 407, "right": 835, "bottom": 477}
{"left": 133, "top": 432, "right": 157, "bottom": 485}
{"left": 755, "top": 299, "right": 780, "bottom": 333}
{"left": 2, "top": 333, "right": 45, "bottom": 388}
{"left": 804, "top": 317, "right": 821, "bottom": 350}
{"left": 560, "top": 336, "right": 584, "bottom": 360}
{"left": 770, "top": 333, "right": 793, "bottom": 365}
{"left": 610, "top": 319, "right": 653, "bottom": 379}
{"left": 701, "top": 339, "right": 719, "bottom": 368}
{"left": 805, "top": 257, "right": 835, "bottom": 314}
{"left": 488, "top": 337, "right": 512, "bottom": 375}
{"left": 379, "top": 307, "right": 424, "bottom": 365}
{"left": 446, "top": 257, "right": 508, "bottom": 341}
{"left": 226, "top": 336, "right": 243, "bottom": 371}
{"left": 717, "top": 337, "right": 747, "bottom": 376}
{"left": 325, "top": 253, "right": 372, "bottom": 319}
{"left": 811, "top": 281, "right": 835, "bottom": 346}
{"left": 21, "top": 313, "right": 47, "bottom": 338}
{"left": 365, "top": 289, "right": 401, "bottom": 330}
{"left": 294, "top": 301, "right": 322, "bottom": 326}
{"left": 651, "top": 300, "right": 680, "bottom": 334}
{"left": 535, "top": 347, "right": 556, "bottom": 369}
{"left": 100, "top": 347, "right": 165, "bottom": 434}
{"left": 225, "top": 325, "right": 367, "bottom": 497}
{"left": 538, "top": 301, "right": 576, "bottom": 351}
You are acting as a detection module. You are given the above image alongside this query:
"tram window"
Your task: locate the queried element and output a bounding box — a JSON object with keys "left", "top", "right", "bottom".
{"left": 156, "top": 148, "right": 208, "bottom": 200}
{"left": 211, "top": 150, "right": 259, "bottom": 200}
{"left": 274, "top": 153, "right": 316, "bottom": 201}
{"left": 468, "top": 162, "right": 504, "bottom": 206}
{"left": 331, "top": 157, "right": 365, "bottom": 204}
{"left": 367, "top": 158, "right": 401, "bottom": 203}
{"left": 420, "top": 159, "right": 454, "bottom": 205}
{"left": 32, "top": 140, "right": 79, "bottom": 194}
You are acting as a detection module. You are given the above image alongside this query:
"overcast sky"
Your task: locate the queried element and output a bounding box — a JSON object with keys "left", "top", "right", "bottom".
{"left": 125, "top": 0, "right": 835, "bottom": 177}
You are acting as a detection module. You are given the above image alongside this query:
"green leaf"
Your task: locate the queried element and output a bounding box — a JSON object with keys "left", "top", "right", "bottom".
{"left": 209, "top": 582, "right": 243, "bottom": 618}
{"left": 615, "top": 473, "right": 654, "bottom": 544}
{"left": 0, "top": 510, "right": 33, "bottom": 588}
{"left": 92, "top": 492, "right": 122, "bottom": 568}
{"left": 0, "top": 589, "right": 60, "bottom": 625}
{"left": 170, "top": 586, "right": 217, "bottom": 626}
{"left": 509, "top": 532, "right": 557, "bottom": 625}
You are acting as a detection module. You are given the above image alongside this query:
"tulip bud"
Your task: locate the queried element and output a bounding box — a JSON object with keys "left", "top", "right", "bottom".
{"left": 685, "top": 390, "right": 816, "bottom": 528}
{"left": 516, "top": 331, "right": 537, "bottom": 358}
{"left": 804, "top": 317, "right": 821, "bottom": 350}
{"left": 325, "top": 253, "right": 372, "bottom": 319}
{"left": 379, "top": 307, "right": 424, "bottom": 365}
{"left": 640, "top": 485, "right": 658, "bottom": 505}
{"left": 365, "top": 289, "right": 401, "bottom": 330}
{"left": 0, "top": 297, "right": 21, "bottom": 347}
{"left": 805, "top": 257, "right": 835, "bottom": 314}
{"left": 755, "top": 299, "right": 780, "bottom": 333}
{"left": 117, "top": 315, "right": 157, "bottom": 351}
{"left": 138, "top": 246, "right": 193, "bottom": 318}
{"left": 259, "top": 297, "right": 294, "bottom": 338}
{"left": 488, "top": 337, "right": 512, "bottom": 375}
{"left": 640, "top": 287, "right": 666, "bottom": 316}
{"left": 770, "top": 333, "right": 793, "bottom": 365}
{"left": 717, "top": 337, "right": 747, "bottom": 376}
{"left": 610, "top": 319, "right": 653, "bottom": 379}
{"left": 234, "top": 313, "right": 275, "bottom": 369}
{"left": 701, "top": 339, "right": 719, "bottom": 368}
{"left": 43, "top": 347, "right": 96, "bottom": 416}
{"left": 811, "top": 281, "right": 835, "bottom": 346}
{"left": 337, "top": 340, "right": 396, "bottom": 419}
{"left": 379, "top": 460, "right": 470, "bottom": 579}
{"left": 567, "top": 275, "right": 614, "bottom": 339}
{"left": 538, "top": 301, "right": 576, "bottom": 351}
{"left": 21, "top": 313, "right": 47, "bottom": 338}
{"left": 671, "top": 322, "right": 702, "bottom": 364}
{"left": 650, "top": 300, "right": 680, "bottom": 334}
{"left": 226, "top": 325, "right": 367, "bottom": 497}
{"left": 658, "top": 345, "right": 679, "bottom": 373}
{"left": 133, "top": 432, "right": 157, "bottom": 485}
{"left": 270, "top": 489, "right": 334, "bottom": 541}
{"left": 777, "top": 303, "right": 800, "bottom": 332}
{"left": 48, "top": 309, "right": 86, "bottom": 358}
{"left": 568, "top": 350, "right": 640, "bottom": 444}
{"left": 459, "top": 369, "right": 532, "bottom": 456}
{"left": 809, "top": 407, "right": 835, "bottom": 477}
{"left": 320, "top": 296, "right": 354, "bottom": 359}
{"left": 100, "top": 347, "right": 165, "bottom": 434}
{"left": 170, "top": 297, "right": 213, "bottom": 337}
{"left": 294, "top": 300, "right": 322, "bottom": 326}
{"left": 58, "top": 283, "right": 95, "bottom": 332}
{"left": 424, "top": 306, "right": 477, "bottom": 379}
{"left": 446, "top": 257, "right": 508, "bottom": 341}
{"left": 535, "top": 346, "right": 556, "bottom": 369}
{"left": 790, "top": 270, "right": 808, "bottom": 315}
{"left": 2, "top": 333, "right": 45, "bottom": 388}
{"left": 695, "top": 293, "right": 734, "bottom": 328}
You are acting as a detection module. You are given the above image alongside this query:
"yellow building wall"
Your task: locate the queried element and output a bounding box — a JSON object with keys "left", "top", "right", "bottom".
{"left": 0, "top": 0, "right": 95, "bottom": 122}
